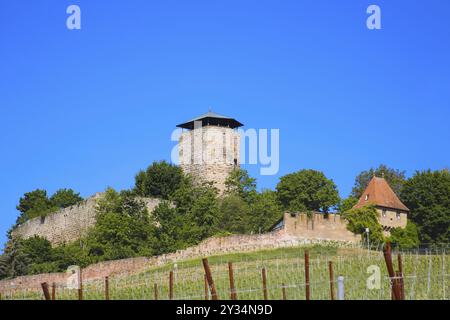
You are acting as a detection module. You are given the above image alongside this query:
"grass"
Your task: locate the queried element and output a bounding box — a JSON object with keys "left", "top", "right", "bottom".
{"left": 2, "top": 244, "right": 449, "bottom": 300}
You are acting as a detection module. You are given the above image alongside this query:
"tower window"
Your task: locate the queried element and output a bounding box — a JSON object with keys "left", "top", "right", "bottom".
{"left": 365, "top": 194, "right": 369, "bottom": 201}
{"left": 396, "top": 212, "right": 401, "bottom": 220}
{"left": 382, "top": 209, "right": 386, "bottom": 217}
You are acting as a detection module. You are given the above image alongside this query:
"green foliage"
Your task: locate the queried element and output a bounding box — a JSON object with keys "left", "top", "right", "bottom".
{"left": 218, "top": 194, "right": 251, "bottom": 234}
{"left": 0, "top": 254, "right": 9, "bottom": 279}
{"left": 0, "top": 240, "right": 28, "bottom": 278}
{"left": 51, "top": 242, "right": 91, "bottom": 270}
{"left": 388, "top": 221, "right": 420, "bottom": 249}
{"left": 276, "top": 169, "right": 340, "bottom": 213}
{"left": 248, "top": 190, "right": 283, "bottom": 233}
{"left": 338, "top": 196, "right": 358, "bottom": 213}
{"left": 133, "top": 160, "right": 184, "bottom": 199}
{"left": 0, "top": 236, "right": 56, "bottom": 278}
{"left": 151, "top": 201, "right": 186, "bottom": 254}
{"left": 18, "top": 236, "right": 54, "bottom": 264}
{"left": 342, "top": 205, "right": 384, "bottom": 243}
{"left": 14, "top": 188, "right": 83, "bottom": 226}
{"left": 152, "top": 179, "right": 221, "bottom": 254}
{"left": 188, "top": 185, "right": 221, "bottom": 240}
{"left": 400, "top": 169, "right": 450, "bottom": 244}
{"left": 225, "top": 169, "right": 257, "bottom": 202}
{"left": 15, "top": 189, "right": 58, "bottom": 224}
{"left": 351, "top": 164, "right": 406, "bottom": 199}
{"left": 86, "top": 188, "right": 156, "bottom": 260}
{"left": 50, "top": 188, "right": 83, "bottom": 208}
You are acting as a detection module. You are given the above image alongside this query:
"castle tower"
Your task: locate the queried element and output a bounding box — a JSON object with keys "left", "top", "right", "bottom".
{"left": 353, "top": 176, "right": 409, "bottom": 234}
{"left": 177, "top": 111, "right": 243, "bottom": 193}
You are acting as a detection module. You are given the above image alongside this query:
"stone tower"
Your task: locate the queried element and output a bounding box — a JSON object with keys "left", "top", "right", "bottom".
{"left": 177, "top": 111, "right": 243, "bottom": 193}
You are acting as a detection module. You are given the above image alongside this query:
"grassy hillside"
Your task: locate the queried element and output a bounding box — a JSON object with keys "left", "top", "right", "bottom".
{"left": 4, "top": 244, "right": 449, "bottom": 300}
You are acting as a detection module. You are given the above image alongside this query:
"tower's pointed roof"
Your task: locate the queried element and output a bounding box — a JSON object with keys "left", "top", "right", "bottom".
{"left": 176, "top": 111, "right": 243, "bottom": 130}
{"left": 353, "top": 176, "right": 409, "bottom": 211}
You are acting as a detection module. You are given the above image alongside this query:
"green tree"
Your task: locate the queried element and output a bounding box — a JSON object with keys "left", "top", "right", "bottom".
{"left": 342, "top": 205, "right": 384, "bottom": 244}
{"left": 276, "top": 169, "right": 340, "bottom": 213}
{"left": 50, "top": 188, "right": 83, "bottom": 208}
{"left": 0, "top": 237, "right": 54, "bottom": 278}
{"left": 153, "top": 178, "right": 221, "bottom": 252}
{"left": 134, "top": 160, "right": 184, "bottom": 199}
{"left": 51, "top": 242, "right": 91, "bottom": 271}
{"left": 218, "top": 194, "right": 251, "bottom": 234}
{"left": 248, "top": 190, "right": 283, "bottom": 233}
{"left": 85, "top": 188, "right": 156, "bottom": 260}
{"left": 400, "top": 169, "right": 450, "bottom": 244}
{"left": 15, "top": 189, "right": 57, "bottom": 224}
{"left": 188, "top": 186, "right": 220, "bottom": 241}
{"left": 388, "top": 221, "right": 420, "bottom": 249}
{"left": 338, "top": 196, "right": 358, "bottom": 213}
{"left": 0, "top": 241, "right": 28, "bottom": 278}
{"left": 351, "top": 164, "right": 406, "bottom": 199}
{"left": 151, "top": 201, "right": 187, "bottom": 254}
{"left": 225, "top": 169, "right": 257, "bottom": 202}
{"left": 17, "top": 236, "right": 58, "bottom": 275}
{"left": 0, "top": 254, "right": 8, "bottom": 279}
{"left": 19, "top": 236, "right": 53, "bottom": 265}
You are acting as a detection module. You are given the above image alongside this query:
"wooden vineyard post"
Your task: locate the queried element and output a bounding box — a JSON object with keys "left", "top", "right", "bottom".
{"left": 228, "top": 262, "right": 237, "bottom": 300}
{"left": 104, "top": 276, "right": 110, "bottom": 300}
{"left": 202, "top": 258, "right": 218, "bottom": 300}
{"left": 169, "top": 271, "right": 174, "bottom": 300}
{"left": 51, "top": 282, "right": 56, "bottom": 300}
{"left": 282, "top": 283, "right": 287, "bottom": 300}
{"left": 395, "top": 271, "right": 404, "bottom": 300}
{"left": 305, "top": 250, "right": 310, "bottom": 300}
{"left": 383, "top": 242, "right": 401, "bottom": 300}
{"left": 204, "top": 274, "right": 209, "bottom": 300}
{"left": 41, "top": 282, "right": 51, "bottom": 301}
{"left": 154, "top": 283, "right": 158, "bottom": 300}
{"left": 262, "top": 268, "right": 268, "bottom": 300}
{"left": 329, "top": 261, "right": 335, "bottom": 300}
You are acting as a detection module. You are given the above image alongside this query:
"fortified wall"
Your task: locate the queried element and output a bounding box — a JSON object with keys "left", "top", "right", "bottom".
{"left": 278, "top": 212, "right": 360, "bottom": 243}
{"left": 10, "top": 193, "right": 161, "bottom": 246}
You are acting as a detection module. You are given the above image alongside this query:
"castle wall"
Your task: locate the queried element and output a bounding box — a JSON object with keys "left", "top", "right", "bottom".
{"left": 179, "top": 125, "right": 240, "bottom": 193}
{"left": 10, "top": 194, "right": 161, "bottom": 246}
{"left": 281, "top": 212, "right": 361, "bottom": 243}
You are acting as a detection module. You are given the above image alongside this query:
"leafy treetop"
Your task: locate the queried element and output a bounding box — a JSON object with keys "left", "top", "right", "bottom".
{"left": 351, "top": 164, "right": 406, "bottom": 199}
{"left": 276, "top": 169, "right": 340, "bottom": 213}
{"left": 134, "top": 160, "right": 184, "bottom": 200}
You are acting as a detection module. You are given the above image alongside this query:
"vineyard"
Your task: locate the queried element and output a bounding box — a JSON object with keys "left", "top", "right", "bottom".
{"left": 2, "top": 243, "right": 449, "bottom": 300}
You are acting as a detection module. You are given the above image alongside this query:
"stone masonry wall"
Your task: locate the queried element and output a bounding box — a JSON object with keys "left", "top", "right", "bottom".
{"left": 10, "top": 193, "right": 161, "bottom": 246}
{"left": 281, "top": 212, "right": 361, "bottom": 243}
{"left": 179, "top": 125, "right": 240, "bottom": 193}
{"left": 0, "top": 216, "right": 361, "bottom": 293}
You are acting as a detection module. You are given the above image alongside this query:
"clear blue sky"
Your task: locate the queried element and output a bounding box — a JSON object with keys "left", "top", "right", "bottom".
{"left": 1, "top": 0, "right": 449, "bottom": 248}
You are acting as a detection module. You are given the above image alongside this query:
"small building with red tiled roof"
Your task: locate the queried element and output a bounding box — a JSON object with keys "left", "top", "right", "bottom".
{"left": 353, "top": 176, "right": 409, "bottom": 232}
